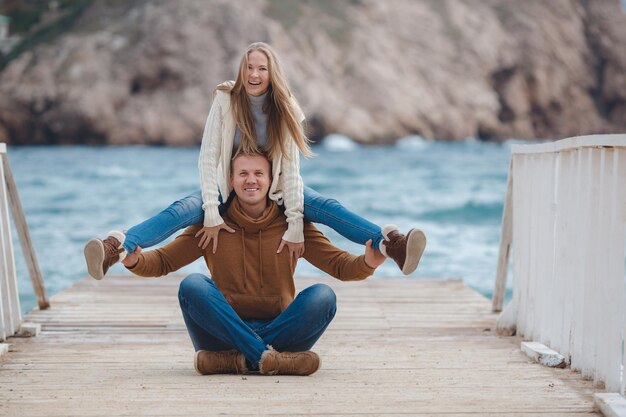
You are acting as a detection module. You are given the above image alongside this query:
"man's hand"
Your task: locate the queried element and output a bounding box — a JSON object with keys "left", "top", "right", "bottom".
{"left": 277, "top": 239, "right": 305, "bottom": 262}
{"left": 364, "top": 239, "right": 386, "bottom": 269}
{"left": 122, "top": 246, "right": 142, "bottom": 269}
{"left": 195, "top": 223, "right": 236, "bottom": 253}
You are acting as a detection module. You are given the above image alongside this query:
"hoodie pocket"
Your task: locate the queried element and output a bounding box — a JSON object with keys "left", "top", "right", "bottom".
{"left": 227, "top": 293, "right": 282, "bottom": 320}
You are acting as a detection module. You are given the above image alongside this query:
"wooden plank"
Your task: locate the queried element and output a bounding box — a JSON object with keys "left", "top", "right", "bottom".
{"left": 521, "top": 342, "right": 566, "bottom": 368}
{"left": 527, "top": 154, "right": 540, "bottom": 341}
{"left": 616, "top": 151, "right": 626, "bottom": 395}
{"left": 595, "top": 148, "right": 610, "bottom": 385}
{"left": 553, "top": 150, "right": 574, "bottom": 359}
{"left": 549, "top": 152, "right": 563, "bottom": 354}
{"left": 513, "top": 154, "right": 530, "bottom": 337}
{"left": 570, "top": 148, "right": 586, "bottom": 372}
{"left": 537, "top": 152, "right": 556, "bottom": 346}
{"left": 580, "top": 148, "right": 597, "bottom": 380}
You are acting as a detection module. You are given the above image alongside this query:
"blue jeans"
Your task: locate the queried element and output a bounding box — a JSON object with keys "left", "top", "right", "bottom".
{"left": 123, "top": 186, "right": 383, "bottom": 253}
{"left": 178, "top": 274, "right": 337, "bottom": 367}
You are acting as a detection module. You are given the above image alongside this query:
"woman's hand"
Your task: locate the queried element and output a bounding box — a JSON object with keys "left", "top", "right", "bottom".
{"left": 195, "top": 223, "right": 236, "bottom": 253}
{"left": 277, "top": 239, "right": 305, "bottom": 262}
{"left": 364, "top": 239, "right": 386, "bottom": 269}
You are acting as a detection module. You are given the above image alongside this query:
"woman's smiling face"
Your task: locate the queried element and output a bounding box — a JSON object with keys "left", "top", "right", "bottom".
{"left": 245, "top": 50, "right": 270, "bottom": 96}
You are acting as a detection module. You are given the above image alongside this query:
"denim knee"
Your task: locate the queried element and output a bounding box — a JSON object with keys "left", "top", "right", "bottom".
{"left": 164, "top": 192, "right": 203, "bottom": 218}
{"left": 305, "top": 283, "right": 337, "bottom": 316}
{"left": 306, "top": 195, "right": 342, "bottom": 212}
{"left": 178, "top": 273, "right": 214, "bottom": 303}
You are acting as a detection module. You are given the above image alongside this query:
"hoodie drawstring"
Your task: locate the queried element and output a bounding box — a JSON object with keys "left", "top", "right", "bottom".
{"left": 259, "top": 230, "right": 263, "bottom": 288}
{"left": 241, "top": 229, "right": 247, "bottom": 288}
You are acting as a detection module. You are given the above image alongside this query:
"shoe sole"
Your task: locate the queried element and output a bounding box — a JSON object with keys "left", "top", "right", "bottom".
{"left": 84, "top": 239, "right": 105, "bottom": 280}
{"left": 402, "top": 229, "right": 427, "bottom": 275}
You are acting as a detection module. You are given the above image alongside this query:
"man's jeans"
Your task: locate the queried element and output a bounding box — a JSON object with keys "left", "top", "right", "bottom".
{"left": 177, "top": 274, "right": 337, "bottom": 367}
{"left": 123, "top": 186, "right": 383, "bottom": 254}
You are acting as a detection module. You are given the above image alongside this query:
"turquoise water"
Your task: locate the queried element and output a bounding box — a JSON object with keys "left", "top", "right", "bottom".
{"left": 8, "top": 136, "right": 514, "bottom": 313}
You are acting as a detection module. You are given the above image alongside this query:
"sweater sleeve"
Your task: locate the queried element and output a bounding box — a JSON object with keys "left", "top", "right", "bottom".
{"left": 302, "top": 223, "right": 375, "bottom": 281}
{"left": 280, "top": 98, "right": 306, "bottom": 243}
{"left": 127, "top": 226, "right": 204, "bottom": 277}
{"left": 198, "top": 93, "right": 225, "bottom": 228}
{"left": 280, "top": 139, "right": 305, "bottom": 243}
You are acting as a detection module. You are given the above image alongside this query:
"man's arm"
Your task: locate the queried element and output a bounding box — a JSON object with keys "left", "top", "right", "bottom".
{"left": 125, "top": 225, "right": 204, "bottom": 277}
{"left": 302, "top": 223, "right": 384, "bottom": 281}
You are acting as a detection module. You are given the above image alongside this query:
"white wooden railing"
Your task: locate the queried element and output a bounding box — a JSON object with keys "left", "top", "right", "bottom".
{"left": 0, "top": 143, "right": 48, "bottom": 342}
{"left": 493, "top": 135, "right": 626, "bottom": 395}
{"left": 0, "top": 143, "right": 20, "bottom": 341}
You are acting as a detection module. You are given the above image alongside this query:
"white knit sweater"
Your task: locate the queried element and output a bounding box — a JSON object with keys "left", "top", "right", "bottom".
{"left": 198, "top": 81, "right": 306, "bottom": 243}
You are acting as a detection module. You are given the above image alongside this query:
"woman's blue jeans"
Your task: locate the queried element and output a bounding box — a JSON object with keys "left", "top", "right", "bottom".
{"left": 123, "top": 186, "right": 383, "bottom": 253}
{"left": 178, "top": 274, "right": 337, "bottom": 367}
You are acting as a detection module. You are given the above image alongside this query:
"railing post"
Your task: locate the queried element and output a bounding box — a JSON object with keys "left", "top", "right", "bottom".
{"left": 492, "top": 160, "right": 513, "bottom": 312}
{"left": 0, "top": 143, "right": 21, "bottom": 341}
{"left": 0, "top": 143, "right": 49, "bottom": 313}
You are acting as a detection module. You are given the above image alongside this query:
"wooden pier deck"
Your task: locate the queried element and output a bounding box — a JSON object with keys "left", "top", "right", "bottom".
{"left": 0, "top": 276, "right": 601, "bottom": 416}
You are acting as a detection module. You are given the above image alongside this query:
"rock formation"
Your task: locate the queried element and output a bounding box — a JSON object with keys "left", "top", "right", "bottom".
{"left": 0, "top": 0, "right": 624, "bottom": 145}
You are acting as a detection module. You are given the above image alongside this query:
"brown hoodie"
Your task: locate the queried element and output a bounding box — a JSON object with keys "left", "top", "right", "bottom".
{"left": 129, "top": 196, "right": 375, "bottom": 320}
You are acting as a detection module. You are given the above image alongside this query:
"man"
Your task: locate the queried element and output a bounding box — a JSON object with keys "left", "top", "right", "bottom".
{"left": 114, "top": 152, "right": 386, "bottom": 376}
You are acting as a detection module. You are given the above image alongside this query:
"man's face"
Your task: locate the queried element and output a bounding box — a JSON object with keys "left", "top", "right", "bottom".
{"left": 230, "top": 155, "right": 272, "bottom": 207}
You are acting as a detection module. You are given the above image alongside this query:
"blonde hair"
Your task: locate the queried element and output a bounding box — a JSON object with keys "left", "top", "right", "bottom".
{"left": 230, "top": 148, "right": 272, "bottom": 178}
{"left": 217, "top": 42, "right": 313, "bottom": 160}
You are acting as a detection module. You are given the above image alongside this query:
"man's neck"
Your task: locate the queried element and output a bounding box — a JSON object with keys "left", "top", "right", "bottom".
{"left": 240, "top": 201, "right": 268, "bottom": 219}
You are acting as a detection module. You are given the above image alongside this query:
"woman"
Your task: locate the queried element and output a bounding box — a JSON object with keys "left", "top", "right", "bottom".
{"left": 84, "top": 42, "right": 426, "bottom": 279}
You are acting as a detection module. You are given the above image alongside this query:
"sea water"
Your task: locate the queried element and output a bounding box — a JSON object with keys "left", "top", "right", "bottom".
{"left": 8, "top": 136, "right": 516, "bottom": 313}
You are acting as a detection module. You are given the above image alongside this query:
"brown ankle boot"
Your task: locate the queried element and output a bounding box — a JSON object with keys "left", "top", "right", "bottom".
{"left": 380, "top": 225, "right": 426, "bottom": 275}
{"left": 194, "top": 350, "right": 247, "bottom": 375}
{"left": 259, "top": 347, "right": 320, "bottom": 376}
{"left": 84, "top": 231, "right": 126, "bottom": 280}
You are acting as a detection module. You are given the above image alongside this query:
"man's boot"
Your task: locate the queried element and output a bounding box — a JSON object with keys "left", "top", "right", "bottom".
{"left": 259, "top": 347, "right": 320, "bottom": 376}
{"left": 194, "top": 350, "right": 248, "bottom": 375}
{"left": 380, "top": 224, "right": 426, "bottom": 275}
{"left": 84, "top": 231, "right": 127, "bottom": 280}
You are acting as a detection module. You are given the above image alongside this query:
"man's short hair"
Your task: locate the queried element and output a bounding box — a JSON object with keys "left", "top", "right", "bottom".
{"left": 230, "top": 148, "right": 272, "bottom": 175}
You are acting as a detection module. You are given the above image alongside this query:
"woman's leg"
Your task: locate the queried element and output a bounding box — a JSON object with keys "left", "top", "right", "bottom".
{"left": 303, "top": 186, "right": 384, "bottom": 250}
{"left": 124, "top": 190, "right": 204, "bottom": 253}
{"left": 303, "top": 186, "right": 427, "bottom": 275}
{"left": 85, "top": 190, "right": 230, "bottom": 280}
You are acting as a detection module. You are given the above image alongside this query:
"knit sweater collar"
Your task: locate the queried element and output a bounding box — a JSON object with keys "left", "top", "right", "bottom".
{"left": 227, "top": 196, "right": 281, "bottom": 233}
{"left": 248, "top": 91, "right": 267, "bottom": 110}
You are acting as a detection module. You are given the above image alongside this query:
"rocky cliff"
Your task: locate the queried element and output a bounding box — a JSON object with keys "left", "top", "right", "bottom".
{"left": 0, "top": 0, "right": 625, "bottom": 145}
